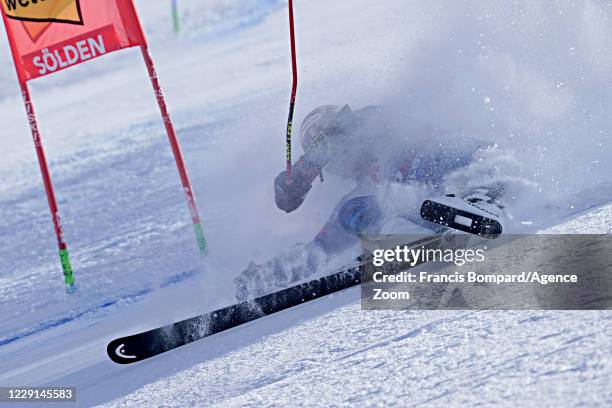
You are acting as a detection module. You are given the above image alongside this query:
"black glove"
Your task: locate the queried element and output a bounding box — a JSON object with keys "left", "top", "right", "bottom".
{"left": 274, "top": 157, "right": 321, "bottom": 213}
{"left": 274, "top": 170, "right": 312, "bottom": 213}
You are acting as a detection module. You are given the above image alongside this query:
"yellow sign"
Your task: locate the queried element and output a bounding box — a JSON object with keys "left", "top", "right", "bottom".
{"left": 2, "top": 0, "right": 83, "bottom": 24}
{"left": 2, "top": 0, "right": 83, "bottom": 42}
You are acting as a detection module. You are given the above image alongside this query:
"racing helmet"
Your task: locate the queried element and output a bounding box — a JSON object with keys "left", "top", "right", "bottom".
{"left": 299, "top": 105, "right": 342, "bottom": 153}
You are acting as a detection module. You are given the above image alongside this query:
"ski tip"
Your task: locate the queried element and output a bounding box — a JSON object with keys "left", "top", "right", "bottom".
{"left": 65, "top": 283, "right": 77, "bottom": 294}
{"left": 107, "top": 338, "right": 141, "bottom": 364}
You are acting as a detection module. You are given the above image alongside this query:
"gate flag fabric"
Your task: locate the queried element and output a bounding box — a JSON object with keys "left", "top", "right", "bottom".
{"left": 1, "top": 0, "right": 207, "bottom": 293}
{"left": 1, "top": 0, "right": 146, "bottom": 81}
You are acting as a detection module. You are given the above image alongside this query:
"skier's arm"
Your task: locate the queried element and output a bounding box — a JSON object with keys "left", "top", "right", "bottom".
{"left": 275, "top": 115, "right": 341, "bottom": 212}
{"left": 274, "top": 155, "right": 322, "bottom": 213}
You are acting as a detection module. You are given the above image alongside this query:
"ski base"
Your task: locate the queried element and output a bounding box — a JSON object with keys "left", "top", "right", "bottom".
{"left": 420, "top": 198, "right": 502, "bottom": 238}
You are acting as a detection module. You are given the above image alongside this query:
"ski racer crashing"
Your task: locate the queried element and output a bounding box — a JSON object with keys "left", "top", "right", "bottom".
{"left": 235, "top": 104, "right": 514, "bottom": 301}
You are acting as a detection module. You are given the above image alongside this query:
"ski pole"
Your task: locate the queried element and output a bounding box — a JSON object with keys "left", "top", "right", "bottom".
{"left": 286, "top": 0, "right": 298, "bottom": 182}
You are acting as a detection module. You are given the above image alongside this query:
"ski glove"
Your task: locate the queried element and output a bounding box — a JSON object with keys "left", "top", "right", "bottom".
{"left": 274, "top": 169, "right": 313, "bottom": 213}
{"left": 274, "top": 156, "right": 322, "bottom": 213}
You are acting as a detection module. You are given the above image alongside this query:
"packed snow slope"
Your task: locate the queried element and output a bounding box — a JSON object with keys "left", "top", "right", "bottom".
{"left": 0, "top": 0, "right": 610, "bottom": 406}
{"left": 101, "top": 213, "right": 612, "bottom": 408}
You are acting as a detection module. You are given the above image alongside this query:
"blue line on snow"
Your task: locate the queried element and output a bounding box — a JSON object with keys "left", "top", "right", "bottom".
{"left": 0, "top": 269, "right": 197, "bottom": 347}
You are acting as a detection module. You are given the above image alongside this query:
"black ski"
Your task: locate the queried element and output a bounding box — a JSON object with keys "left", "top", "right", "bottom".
{"left": 107, "top": 234, "right": 446, "bottom": 364}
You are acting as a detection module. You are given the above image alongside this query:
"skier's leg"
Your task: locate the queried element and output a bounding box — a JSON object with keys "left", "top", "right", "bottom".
{"left": 314, "top": 195, "right": 383, "bottom": 254}
{"left": 234, "top": 194, "right": 383, "bottom": 301}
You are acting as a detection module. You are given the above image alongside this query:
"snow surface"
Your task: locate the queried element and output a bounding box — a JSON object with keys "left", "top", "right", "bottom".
{"left": 0, "top": 0, "right": 610, "bottom": 406}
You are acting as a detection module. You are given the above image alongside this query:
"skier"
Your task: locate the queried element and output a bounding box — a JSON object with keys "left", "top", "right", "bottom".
{"left": 235, "top": 104, "right": 505, "bottom": 301}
